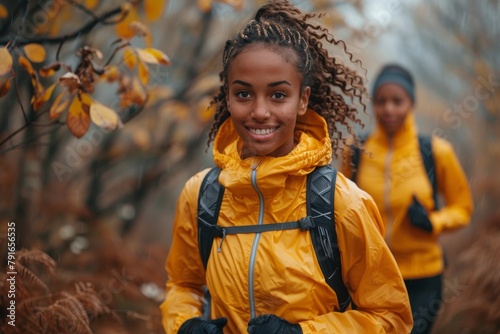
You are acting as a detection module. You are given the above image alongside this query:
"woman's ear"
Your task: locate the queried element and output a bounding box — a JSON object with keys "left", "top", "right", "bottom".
{"left": 298, "top": 86, "right": 311, "bottom": 116}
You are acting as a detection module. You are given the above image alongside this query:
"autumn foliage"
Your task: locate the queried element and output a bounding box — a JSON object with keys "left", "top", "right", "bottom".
{"left": 1, "top": 4, "right": 172, "bottom": 138}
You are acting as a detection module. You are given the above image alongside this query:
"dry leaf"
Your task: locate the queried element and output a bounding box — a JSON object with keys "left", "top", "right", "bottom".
{"left": 115, "top": 6, "right": 141, "bottom": 39}
{"left": 0, "top": 77, "right": 12, "bottom": 97}
{"left": 18, "top": 55, "right": 35, "bottom": 75}
{"left": 33, "top": 82, "right": 57, "bottom": 111}
{"left": 198, "top": 97, "right": 216, "bottom": 123}
{"left": 19, "top": 55, "right": 44, "bottom": 98}
{"left": 59, "top": 72, "right": 80, "bottom": 94}
{"left": 119, "top": 77, "right": 147, "bottom": 108}
{"left": 138, "top": 60, "right": 149, "bottom": 86}
{"left": 0, "top": 4, "right": 8, "bottom": 18}
{"left": 40, "top": 62, "right": 61, "bottom": 77}
{"left": 101, "top": 65, "right": 119, "bottom": 82}
{"left": 123, "top": 48, "right": 137, "bottom": 69}
{"left": 85, "top": 0, "right": 98, "bottom": 9}
{"left": 144, "top": 0, "right": 165, "bottom": 21}
{"left": 24, "top": 43, "right": 46, "bottom": 63}
{"left": 143, "top": 48, "right": 170, "bottom": 65}
{"left": 50, "top": 91, "right": 71, "bottom": 120}
{"left": 67, "top": 95, "right": 91, "bottom": 138}
{"left": 197, "top": 0, "right": 213, "bottom": 13}
{"left": 136, "top": 48, "right": 158, "bottom": 64}
{"left": 90, "top": 101, "right": 123, "bottom": 130}
{"left": 0, "top": 47, "right": 13, "bottom": 75}
{"left": 129, "top": 21, "right": 150, "bottom": 37}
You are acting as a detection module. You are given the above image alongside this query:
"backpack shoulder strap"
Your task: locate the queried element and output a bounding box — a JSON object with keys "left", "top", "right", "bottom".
{"left": 350, "top": 134, "right": 368, "bottom": 184}
{"left": 418, "top": 135, "right": 439, "bottom": 209}
{"left": 198, "top": 167, "right": 224, "bottom": 269}
{"left": 307, "top": 165, "right": 352, "bottom": 312}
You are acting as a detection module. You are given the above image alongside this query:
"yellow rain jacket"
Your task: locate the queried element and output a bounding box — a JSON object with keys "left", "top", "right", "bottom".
{"left": 161, "top": 110, "right": 413, "bottom": 333}
{"left": 342, "top": 113, "right": 473, "bottom": 279}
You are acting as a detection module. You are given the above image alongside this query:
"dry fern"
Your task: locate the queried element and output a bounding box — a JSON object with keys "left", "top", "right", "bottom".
{"left": 0, "top": 249, "right": 117, "bottom": 334}
{"left": 433, "top": 213, "right": 500, "bottom": 333}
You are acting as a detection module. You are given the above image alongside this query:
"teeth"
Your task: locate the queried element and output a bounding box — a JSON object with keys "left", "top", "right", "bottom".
{"left": 249, "top": 128, "right": 276, "bottom": 135}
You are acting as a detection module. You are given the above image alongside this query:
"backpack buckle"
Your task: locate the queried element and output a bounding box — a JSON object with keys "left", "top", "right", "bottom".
{"left": 298, "top": 216, "right": 315, "bottom": 230}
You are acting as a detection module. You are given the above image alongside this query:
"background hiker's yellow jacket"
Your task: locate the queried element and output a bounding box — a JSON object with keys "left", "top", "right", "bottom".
{"left": 342, "top": 113, "right": 474, "bottom": 279}
{"left": 161, "top": 110, "right": 413, "bottom": 334}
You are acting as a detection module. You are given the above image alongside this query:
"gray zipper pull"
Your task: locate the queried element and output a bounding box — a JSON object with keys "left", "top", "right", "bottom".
{"left": 217, "top": 228, "right": 226, "bottom": 253}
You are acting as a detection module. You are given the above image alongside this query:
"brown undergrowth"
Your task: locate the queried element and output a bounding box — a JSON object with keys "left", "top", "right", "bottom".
{"left": 0, "top": 224, "right": 167, "bottom": 333}
{"left": 433, "top": 212, "right": 500, "bottom": 333}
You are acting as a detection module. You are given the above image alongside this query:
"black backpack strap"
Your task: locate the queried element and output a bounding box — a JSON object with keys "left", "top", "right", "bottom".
{"left": 418, "top": 135, "right": 439, "bottom": 209}
{"left": 307, "top": 165, "right": 351, "bottom": 312}
{"left": 350, "top": 134, "right": 367, "bottom": 184}
{"left": 198, "top": 167, "right": 224, "bottom": 270}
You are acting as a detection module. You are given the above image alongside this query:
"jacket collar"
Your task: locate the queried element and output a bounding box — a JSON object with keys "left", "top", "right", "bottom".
{"left": 212, "top": 109, "right": 332, "bottom": 197}
{"left": 371, "top": 112, "right": 418, "bottom": 150}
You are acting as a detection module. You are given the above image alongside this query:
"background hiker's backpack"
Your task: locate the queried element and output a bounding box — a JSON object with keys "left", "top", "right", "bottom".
{"left": 197, "top": 165, "right": 352, "bottom": 313}
{"left": 350, "top": 134, "right": 439, "bottom": 209}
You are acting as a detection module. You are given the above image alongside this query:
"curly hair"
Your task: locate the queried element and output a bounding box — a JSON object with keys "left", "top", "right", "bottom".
{"left": 207, "top": 0, "right": 367, "bottom": 158}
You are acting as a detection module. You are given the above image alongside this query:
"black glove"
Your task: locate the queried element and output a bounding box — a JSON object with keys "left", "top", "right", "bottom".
{"left": 407, "top": 195, "right": 433, "bottom": 232}
{"left": 178, "top": 317, "right": 227, "bottom": 334}
{"left": 247, "top": 314, "right": 302, "bottom": 334}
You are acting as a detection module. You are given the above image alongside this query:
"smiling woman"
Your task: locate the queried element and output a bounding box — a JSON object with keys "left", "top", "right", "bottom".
{"left": 160, "top": 1, "right": 413, "bottom": 333}
{"left": 227, "top": 43, "right": 310, "bottom": 159}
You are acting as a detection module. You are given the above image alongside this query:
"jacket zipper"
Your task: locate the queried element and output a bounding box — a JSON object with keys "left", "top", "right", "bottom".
{"left": 248, "top": 164, "right": 264, "bottom": 319}
{"left": 384, "top": 138, "right": 394, "bottom": 246}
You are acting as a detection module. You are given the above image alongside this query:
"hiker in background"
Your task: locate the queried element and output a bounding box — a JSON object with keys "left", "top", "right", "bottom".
{"left": 342, "top": 64, "right": 474, "bottom": 334}
{"left": 160, "top": 1, "right": 412, "bottom": 333}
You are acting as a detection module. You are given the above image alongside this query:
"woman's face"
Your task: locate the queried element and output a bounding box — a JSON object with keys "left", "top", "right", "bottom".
{"left": 226, "top": 44, "right": 310, "bottom": 159}
{"left": 373, "top": 83, "right": 413, "bottom": 135}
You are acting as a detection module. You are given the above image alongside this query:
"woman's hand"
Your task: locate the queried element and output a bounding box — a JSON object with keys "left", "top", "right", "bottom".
{"left": 178, "top": 317, "right": 227, "bottom": 334}
{"left": 247, "top": 314, "right": 302, "bottom": 334}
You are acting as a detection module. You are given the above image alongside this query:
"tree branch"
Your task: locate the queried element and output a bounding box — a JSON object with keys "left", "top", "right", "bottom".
{"left": 0, "top": 6, "right": 124, "bottom": 47}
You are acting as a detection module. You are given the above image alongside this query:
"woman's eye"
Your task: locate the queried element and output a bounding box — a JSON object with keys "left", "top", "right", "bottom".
{"left": 236, "top": 91, "right": 251, "bottom": 99}
{"left": 272, "top": 92, "right": 286, "bottom": 99}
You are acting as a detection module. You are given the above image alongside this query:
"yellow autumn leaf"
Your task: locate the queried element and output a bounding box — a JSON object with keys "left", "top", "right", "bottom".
{"left": 50, "top": 91, "right": 71, "bottom": 120}
{"left": 24, "top": 43, "right": 46, "bottom": 63}
{"left": 115, "top": 6, "right": 141, "bottom": 39}
{"left": 0, "top": 47, "right": 13, "bottom": 76}
{"left": 19, "top": 55, "right": 44, "bottom": 99}
{"left": 123, "top": 48, "right": 137, "bottom": 69}
{"left": 90, "top": 101, "right": 123, "bottom": 130}
{"left": 197, "top": 0, "right": 213, "bottom": 13}
{"left": 136, "top": 48, "right": 158, "bottom": 64}
{"left": 40, "top": 63, "right": 61, "bottom": 77}
{"left": 33, "top": 82, "right": 57, "bottom": 111}
{"left": 143, "top": 48, "right": 171, "bottom": 65}
{"left": 18, "top": 55, "right": 35, "bottom": 75}
{"left": 0, "top": 78, "right": 12, "bottom": 98}
{"left": 138, "top": 60, "right": 149, "bottom": 86}
{"left": 198, "top": 97, "right": 216, "bottom": 123}
{"left": 101, "top": 65, "right": 119, "bottom": 82}
{"left": 0, "top": 4, "right": 8, "bottom": 18}
{"left": 85, "top": 0, "right": 98, "bottom": 9}
{"left": 144, "top": 0, "right": 165, "bottom": 21}
{"left": 67, "top": 95, "right": 91, "bottom": 138}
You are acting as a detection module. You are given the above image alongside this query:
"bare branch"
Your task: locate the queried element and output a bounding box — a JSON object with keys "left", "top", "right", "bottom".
{"left": 0, "top": 6, "right": 124, "bottom": 47}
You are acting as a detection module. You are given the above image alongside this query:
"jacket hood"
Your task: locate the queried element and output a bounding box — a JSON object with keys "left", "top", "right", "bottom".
{"left": 212, "top": 109, "right": 332, "bottom": 197}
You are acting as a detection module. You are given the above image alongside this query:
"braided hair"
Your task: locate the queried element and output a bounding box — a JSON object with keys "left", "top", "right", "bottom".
{"left": 207, "top": 0, "right": 367, "bottom": 158}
